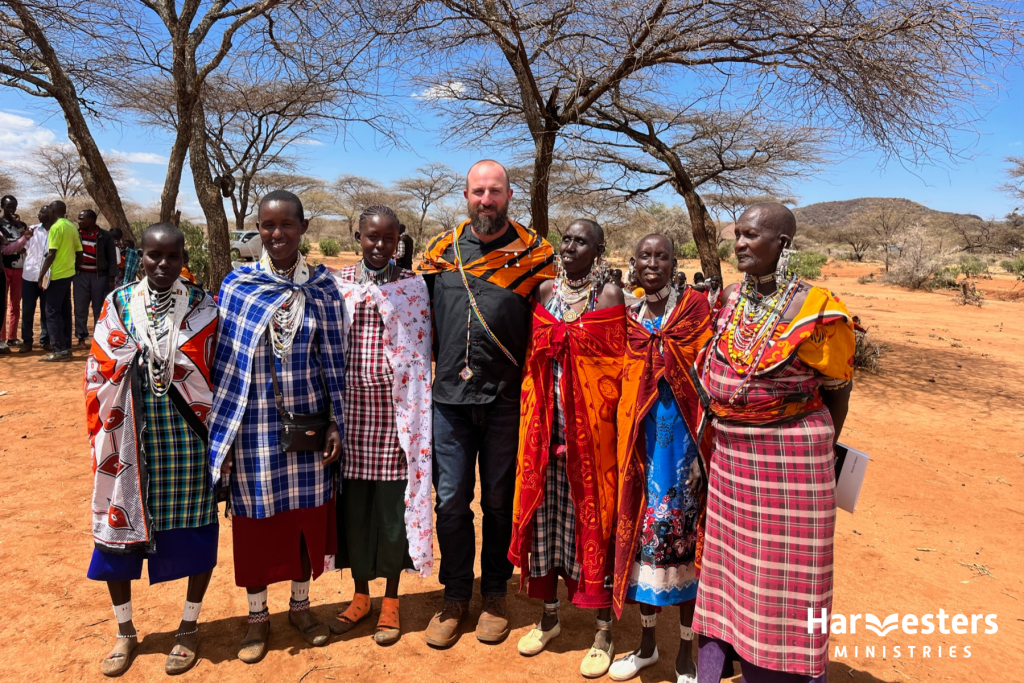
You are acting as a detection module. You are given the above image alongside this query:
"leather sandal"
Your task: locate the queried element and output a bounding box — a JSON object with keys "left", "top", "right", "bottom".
{"left": 100, "top": 633, "right": 138, "bottom": 677}
{"left": 238, "top": 615, "right": 270, "bottom": 664}
{"left": 373, "top": 597, "right": 401, "bottom": 646}
{"left": 289, "top": 601, "right": 330, "bottom": 646}
{"left": 329, "top": 593, "right": 372, "bottom": 635}
{"left": 165, "top": 628, "right": 199, "bottom": 675}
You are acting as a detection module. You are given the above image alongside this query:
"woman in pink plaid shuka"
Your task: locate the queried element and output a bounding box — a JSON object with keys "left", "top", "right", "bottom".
{"left": 693, "top": 205, "right": 854, "bottom": 682}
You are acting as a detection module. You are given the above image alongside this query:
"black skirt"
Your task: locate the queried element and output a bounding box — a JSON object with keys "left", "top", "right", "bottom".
{"left": 336, "top": 479, "right": 414, "bottom": 581}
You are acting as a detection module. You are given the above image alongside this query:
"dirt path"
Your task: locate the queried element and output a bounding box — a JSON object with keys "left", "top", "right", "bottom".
{"left": 0, "top": 260, "right": 1020, "bottom": 682}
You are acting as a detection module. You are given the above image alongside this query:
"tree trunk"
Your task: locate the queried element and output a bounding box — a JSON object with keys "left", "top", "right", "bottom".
{"left": 188, "top": 97, "right": 232, "bottom": 292}
{"left": 6, "top": 0, "right": 131, "bottom": 238}
{"left": 529, "top": 130, "right": 556, "bottom": 238}
{"left": 160, "top": 130, "right": 190, "bottom": 223}
{"left": 678, "top": 185, "right": 722, "bottom": 280}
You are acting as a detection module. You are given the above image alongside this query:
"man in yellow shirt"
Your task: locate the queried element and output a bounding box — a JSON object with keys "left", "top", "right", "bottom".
{"left": 37, "top": 200, "right": 82, "bottom": 362}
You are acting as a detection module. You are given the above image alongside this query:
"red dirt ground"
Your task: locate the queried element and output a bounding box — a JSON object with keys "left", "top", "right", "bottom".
{"left": 0, "top": 256, "right": 1020, "bottom": 683}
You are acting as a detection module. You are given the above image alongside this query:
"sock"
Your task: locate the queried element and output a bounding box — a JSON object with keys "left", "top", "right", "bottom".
{"left": 182, "top": 600, "right": 202, "bottom": 623}
{"left": 113, "top": 601, "right": 133, "bottom": 624}
{"left": 248, "top": 590, "right": 268, "bottom": 614}
{"left": 290, "top": 580, "right": 310, "bottom": 602}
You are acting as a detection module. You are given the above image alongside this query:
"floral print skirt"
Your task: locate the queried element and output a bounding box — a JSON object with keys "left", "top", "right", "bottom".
{"left": 626, "top": 379, "right": 701, "bottom": 606}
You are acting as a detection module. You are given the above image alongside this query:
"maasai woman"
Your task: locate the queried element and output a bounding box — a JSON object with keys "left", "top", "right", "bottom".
{"left": 694, "top": 203, "right": 854, "bottom": 682}
{"left": 610, "top": 234, "right": 713, "bottom": 683}
{"left": 208, "top": 190, "right": 345, "bottom": 663}
{"left": 329, "top": 205, "right": 433, "bottom": 645}
{"left": 84, "top": 223, "right": 219, "bottom": 676}
{"left": 509, "top": 219, "right": 625, "bottom": 678}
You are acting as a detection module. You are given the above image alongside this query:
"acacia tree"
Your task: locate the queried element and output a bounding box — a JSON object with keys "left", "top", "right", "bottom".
{"left": 0, "top": 0, "right": 131, "bottom": 234}
{"left": 390, "top": 0, "right": 1018, "bottom": 250}
{"left": 569, "top": 93, "right": 821, "bottom": 276}
{"left": 867, "top": 202, "right": 911, "bottom": 272}
{"left": 395, "top": 163, "right": 462, "bottom": 242}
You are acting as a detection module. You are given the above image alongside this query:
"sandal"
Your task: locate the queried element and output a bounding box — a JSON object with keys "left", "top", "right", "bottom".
{"left": 238, "top": 613, "right": 270, "bottom": 664}
{"left": 373, "top": 597, "right": 401, "bottom": 646}
{"left": 328, "top": 593, "right": 371, "bottom": 635}
{"left": 165, "top": 628, "right": 200, "bottom": 675}
{"left": 289, "top": 599, "right": 330, "bottom": 646}
{"left": 100, "top": 633, "right": 138, "bottom": 677}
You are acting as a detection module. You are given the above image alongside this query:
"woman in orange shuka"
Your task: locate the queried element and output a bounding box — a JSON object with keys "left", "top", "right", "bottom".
{"left": 509, "top": 218, "right": 626, "bottom": 679}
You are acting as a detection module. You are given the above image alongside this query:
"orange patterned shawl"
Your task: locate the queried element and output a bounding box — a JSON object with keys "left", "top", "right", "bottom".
{"left": 417, "top": 219, "right": 556, "bottom": 298}
{"left": 613, "top": 288, "right": 713, "bottom": 617}
{"left": 510, "top": 303, "right": 626, "bottom": 595}
{"left": 699, "top": 285, "right": 855, "bottom": 424}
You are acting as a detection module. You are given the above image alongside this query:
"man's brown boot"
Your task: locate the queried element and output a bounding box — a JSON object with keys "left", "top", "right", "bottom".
{"left": 425, "top": 600, "right": 468, "bottom": 648}
{"left": 476, "top": 596, "right": 510, "bottom": 643}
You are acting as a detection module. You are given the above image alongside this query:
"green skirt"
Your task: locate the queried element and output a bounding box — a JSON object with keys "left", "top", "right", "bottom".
{"left": 337, "top": 479, "right": 414, "bottom": 581}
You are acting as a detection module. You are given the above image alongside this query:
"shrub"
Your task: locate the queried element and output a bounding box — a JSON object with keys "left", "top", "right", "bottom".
{"left": 856, "top": 272, "right": 876, "bottom": 285}
{"left": 679, "top": 241, "right": 700, "bottom": 260}
{"left": 853, "top": 327, "right": 888, "bottom": 373}
{"left": 318, "top": 238, "right": 341, "bottom": 257}
{"left": 1001, "top": 255, "right": 1024, "bottom": 280}
{"left": 957, "top": 255, "right": 988, "bottom": 278}
{"left": 298, "top": 238, "right": 312, "bottom": 256}
{"left": 932, "top": 265, "right": 961, "bottom": 290}
{"left": 789, "top": 252, "right": 828, "bottom": 280}
{"left": 717, "top": 241, "right": 734, "bottom": 261}
{"left": 179, "top": 220, "right": 210, "bottom": 285}
{"left": 881, "top": 226, "right": 953, "bottom": 290}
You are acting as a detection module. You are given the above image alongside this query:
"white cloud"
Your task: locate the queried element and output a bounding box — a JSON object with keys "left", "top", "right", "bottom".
{"left": 413, "top": 81, "right": 466, "bottom": 101}
{"left": 110, "top": 149, "right": 168, "bottom": 165}
{"left": 0, "top": 111, "right": 57, "bottom": 152}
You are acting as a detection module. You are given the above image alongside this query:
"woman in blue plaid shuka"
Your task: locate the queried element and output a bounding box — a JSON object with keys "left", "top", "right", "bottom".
{"left": 207, "top": 191, "right": 344, "bottom": 663}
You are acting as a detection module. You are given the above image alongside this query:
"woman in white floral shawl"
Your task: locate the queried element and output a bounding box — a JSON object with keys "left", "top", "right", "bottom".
{"left": 330, "top": 205, "right": 433, "bottom": 646}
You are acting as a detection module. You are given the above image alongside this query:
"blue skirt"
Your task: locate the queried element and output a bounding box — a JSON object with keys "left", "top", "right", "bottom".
{"left": 87, "top": 524, "right": 219, "bottom": 584}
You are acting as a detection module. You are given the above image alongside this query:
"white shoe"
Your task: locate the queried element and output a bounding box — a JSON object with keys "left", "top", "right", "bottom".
{"left": 517, "top": 621, "right": 561, "bottom": 656}
{"left": 676, "top": 671, "right": 698, "bottom": 683}
{"left": 608, "top": 648, "right": 659, "bottom": 681}
{"left": 580, "top": 642, "right": 614, "bottom": 678}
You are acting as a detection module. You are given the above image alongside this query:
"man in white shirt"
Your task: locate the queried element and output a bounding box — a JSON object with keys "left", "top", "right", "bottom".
{"left": 18, "top": 206, "right": 53, "bottom": 353}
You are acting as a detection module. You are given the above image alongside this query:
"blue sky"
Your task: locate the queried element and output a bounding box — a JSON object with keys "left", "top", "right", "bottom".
{"left": 1, "top": 66, "right": 1020, "bottom": 221}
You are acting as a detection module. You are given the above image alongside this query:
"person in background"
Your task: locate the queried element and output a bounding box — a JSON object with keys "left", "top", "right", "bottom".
{"left": 37, "top": 200, "right": 82, "bottom": 362}
{"left": 83, "top": 223, "right": 220, "bottom": 677}
{"left": 394, "top": 222, "right": 415, "bottom": 270}
{"left": 694, "top": 204, "right": 854, "bottom": 683}
{"left": 180, "top": 248, "right": 197, "bottom": 284}
{"left": 111, "top": 229, "right": 141, "bottom": 287}
{"left": 673, "top": 270, "right": 687, "bottom": 292}
{"left": 0, "top": 195, "right": 28, "bottom": 350}
{"left": 417, "top": 160, "right": 556, "bottom": 648}
{"left": 74, "top": 209, "right": 117, "bottom": 348}
{"left": 18, "top": 206, "right": 54, "bottom": 353}
{"left": 330, "top": 205, "right": 434, "bottom": 646}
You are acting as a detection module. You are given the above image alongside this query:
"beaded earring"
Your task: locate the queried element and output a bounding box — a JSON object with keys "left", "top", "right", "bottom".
{"left": 776, "top": 246, "right": 794, "bottom": 283}
{"left": 626, "top": 259, "right": 636, "bottom": 288}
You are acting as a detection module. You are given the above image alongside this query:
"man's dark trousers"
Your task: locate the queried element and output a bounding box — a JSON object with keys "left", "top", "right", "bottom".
{"left": 432, "top": 397, "right": 521, "bottom": 602}
{"left": 44, "top": 277, "right": 73, "bottom": 353}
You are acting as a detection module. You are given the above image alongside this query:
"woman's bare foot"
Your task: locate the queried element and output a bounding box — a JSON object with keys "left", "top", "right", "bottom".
{"left": 238, "top": 618, "right": 270, "bottom": 664}
{"left": 165, "top": 621, "right": 200, "bottom": 675}
{"left": 100, "top": 631, "right": 138, "bottom": 677}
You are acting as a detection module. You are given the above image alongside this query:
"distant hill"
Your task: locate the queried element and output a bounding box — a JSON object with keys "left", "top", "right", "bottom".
{"left": 793, "top": 197, "right": 983, "bottom": 231}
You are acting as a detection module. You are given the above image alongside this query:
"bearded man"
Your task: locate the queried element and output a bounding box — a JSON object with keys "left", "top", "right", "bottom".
{"left": 418, "top": 160, "right": 556, "bottom": 648}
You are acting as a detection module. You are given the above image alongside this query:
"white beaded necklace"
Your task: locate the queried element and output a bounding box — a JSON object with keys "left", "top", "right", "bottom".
{"left": 129, "top": 278, "right": 188, "bottom": 396}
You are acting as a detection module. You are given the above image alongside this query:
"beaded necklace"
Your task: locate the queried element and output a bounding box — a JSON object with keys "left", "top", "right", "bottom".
{"left": 266, "top": 254, "right": 305, "bottom": 359}
{"left": 554, "top": 276, "right": 596, "bottom": 324}
{"left": 357, "top": 260, "right": 395, "bottom": 285}
{"left": 129, "top": 279, "right": 188, "bottom": 397}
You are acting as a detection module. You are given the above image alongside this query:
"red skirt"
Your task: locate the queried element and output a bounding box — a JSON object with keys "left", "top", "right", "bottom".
{"left": 232, "top": 498, "right": 337, "bottom": 587}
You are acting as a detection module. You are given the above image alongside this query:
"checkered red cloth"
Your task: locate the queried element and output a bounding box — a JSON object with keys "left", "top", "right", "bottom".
{"left": 694, "top": 352, "right": 836, "bottom": 678}
{"left": 337, "top": 265, "right": 413, "bottom": 480}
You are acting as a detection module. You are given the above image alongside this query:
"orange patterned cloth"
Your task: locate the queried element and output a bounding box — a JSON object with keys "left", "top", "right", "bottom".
{"left": 699, "top": 285, "right": 855, "bottom": 425}
{"left": 417, "top": 219, "right": 556, "bottom": 298}
{"left": 510, "top": 303, "right": 626, "bottom": 597}
{"left": 613, "top": 288, "right": 713, "bottom": 617}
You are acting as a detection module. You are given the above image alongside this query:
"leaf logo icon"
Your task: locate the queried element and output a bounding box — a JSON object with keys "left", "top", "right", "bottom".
{"left": 864, "top": 613, "right": 900, "bottom": 637}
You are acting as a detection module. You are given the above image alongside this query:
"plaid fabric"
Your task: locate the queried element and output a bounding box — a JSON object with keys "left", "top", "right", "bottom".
{"left": 529, "top": 448, "right": 579, "bottom": 581}
{"left": 336, "top": 265, "right": 412, "bottom": 480}
{"left": 208, "top": 258, "right": 345, "bottom": 519}
{"left": 121, "top": 248, "right": 140, "bottom": 285}
{"left": 114, "top": 286, "right": 216, "bottom": 531}
{"left": 694, "top": 351, "right": 836, "bottom": 677}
